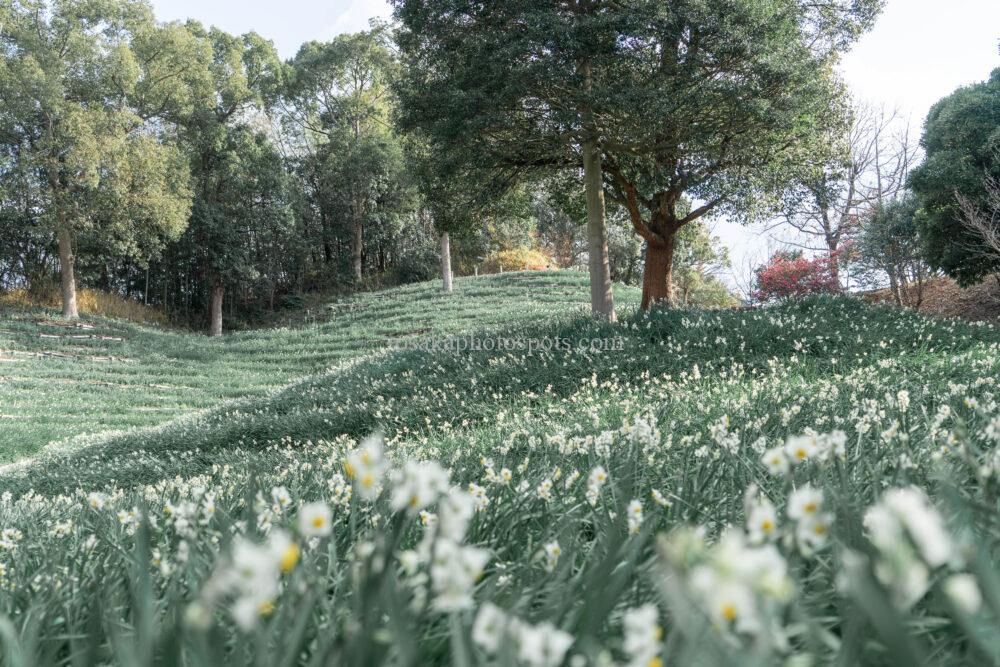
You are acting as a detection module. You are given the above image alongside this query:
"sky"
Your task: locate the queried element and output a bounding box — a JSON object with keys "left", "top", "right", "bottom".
{"left": 150, "top": 0, "right": 1000, "bottom": 292}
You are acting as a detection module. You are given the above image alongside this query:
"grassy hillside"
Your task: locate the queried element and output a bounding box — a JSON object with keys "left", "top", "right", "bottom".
{"left": 0, "top": 271, "right": 637, "bottom": 461}
{"left": 1, "top": 276, "right": 1000, "bottom": 665}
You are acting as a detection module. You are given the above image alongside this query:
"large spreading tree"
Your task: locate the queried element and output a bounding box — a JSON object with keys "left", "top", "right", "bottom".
{"left": 909, "top": 68, "right": 1000, "bottom": 286}
{"left": 0, "top": 0, "right": 197, "bottom": 318}
{"left": 393, "top": 0, "right": 882, "bottom": 313}
{"left": 598, "top": 0, "right": 882, "bottom": 308}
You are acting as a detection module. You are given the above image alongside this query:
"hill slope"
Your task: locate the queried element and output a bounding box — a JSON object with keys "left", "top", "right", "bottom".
{"left": 1, "top": 279, "right": 1000, "bottom": 665}
{"left": 0, "top": 271, "right": 637, "bottom": 461}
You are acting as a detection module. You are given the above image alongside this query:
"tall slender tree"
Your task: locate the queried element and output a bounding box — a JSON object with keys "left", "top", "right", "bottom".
{"left": 286, "top": 26, "right": 410, "bottom": 283}
{"left": 169, "top": 22, "right": 284, "bottom": 335}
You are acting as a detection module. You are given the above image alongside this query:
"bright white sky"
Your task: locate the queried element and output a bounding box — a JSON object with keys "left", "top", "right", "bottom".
{"left": 150, "top": 0, "right": 1000, "bottom": 293}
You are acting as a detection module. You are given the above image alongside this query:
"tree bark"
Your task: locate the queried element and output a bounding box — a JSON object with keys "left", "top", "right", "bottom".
{"left": 582, "top": 138, "right": 616, "bottom": 321}
{"left": 580, "top": 59, "right": 616, "bottom": 323}
{"left": 57, "top": 228, "right": 79, "bottom": 319}
{"left": 351, "top": 214, "right": 363, "bottom": 281}
{"left": 827, "top": 241, "right": 842, "bottom": 291}
{"left": 886, "top": 265, "right": 903, "bottom": 307}
{"left": 641, "top": 237, "right": 676, "bottom": 310}
{"left": 209, "top": 280, "right": 224, "bottom": 337}
{"left": 441, "top": 231, "right": 453, "bottom": 294}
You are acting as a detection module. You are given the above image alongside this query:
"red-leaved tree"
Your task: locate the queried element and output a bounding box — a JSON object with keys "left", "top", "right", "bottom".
{"left": 754, "top": 250, "right": 840, "bottom": 302}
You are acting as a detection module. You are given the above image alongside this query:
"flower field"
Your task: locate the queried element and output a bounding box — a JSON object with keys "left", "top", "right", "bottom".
{"left": 2, "top": 273, "right": 1000, "bottom": 665}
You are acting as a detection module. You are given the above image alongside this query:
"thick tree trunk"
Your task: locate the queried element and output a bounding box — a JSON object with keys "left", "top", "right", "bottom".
{"left": 582, "top": 137, "right": 616, "bottom": 322}
{"left": 57, "top": 228, "right": 79, "bottom": 319}
{"left": 641, "top": 237, "right": 676, "bottom": 310}
{"left": 351, "top": 216, "right": 363, "bottom": 281}
{"left": 441, "top": 231, "right": 453, "bottom": 294}
{"left": 209, "top": 280, "right": 224, "bottom": 337}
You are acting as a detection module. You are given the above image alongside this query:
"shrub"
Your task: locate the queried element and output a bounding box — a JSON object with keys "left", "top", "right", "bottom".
{"left": 754, "top": 250, "right": 839, "bottom": 302}
{"left": 481, "top": 247, "right": 553, "bottom": 273}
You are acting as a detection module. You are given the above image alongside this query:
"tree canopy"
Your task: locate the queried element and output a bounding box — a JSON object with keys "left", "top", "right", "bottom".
{"left": 909, "top": 68, "right": 1000, "bottom": 286}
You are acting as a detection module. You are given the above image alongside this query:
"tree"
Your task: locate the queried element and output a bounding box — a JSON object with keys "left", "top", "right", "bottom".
{"left": 955, "top": 173, "right": 1000, "bottom": 283}
{"left": 754, "top": 250, "right": 839, "bottom": 302}
{"left": 673, "top": 222, "right": 730, "bottom": 307}
{"left": 286, "top": 27, "right": 412, "bottom": 285}
{"left": 774, "top": 103, "right": 918, "bottom": 286}
{"left": 392, "top": 0, "right": 623, "bottom": 321}
{"left": 394, "top": 0, "right": 880, "bottom": 314}
{"left": 0, "top": 0, "right": 196, "bottom": 318}
{"left": 600, "top": 0, "right": 881, "bottom": 309}
{"left": 909, "top": 69, "right": 1000, "bottom": 286}
{"left": 857, "top": 193, "right": 932, "bottom": 309}
{"left": 170, "top": 22, "right": 284, "bottom": 335}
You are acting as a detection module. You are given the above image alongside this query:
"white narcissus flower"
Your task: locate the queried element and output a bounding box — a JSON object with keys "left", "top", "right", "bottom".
{"left": 944, "top": 574, "right": 982, "bottom": 614}
{"left": 430, "top": 540, "right": 491, "bottom": 612}
{"left": 883, "top": 487, "right": 953, "bottom": 568}
{"left": 344, "top": 435, "right": 387, "bottom": 501}
{"left": 472, "top": 602, "right": 507, "bottom": 655}
{"left": 391, "top": 460, "right": 450, "bottom": 512}
{"left": 586, "top": 466, "right": 608, "bottom": 506}
{"left": 438, "top": 488, "right": 475, "bottom": 542}
{"left": 747, "top": 498, "right": 778, "bottom": 545}
{"left": 271, "top": 486, "right": 292, "bottom": 511}
{"left": 298, "top": 502, "right": 332, "bottom": 538}
{"left": 627, "top": 499, "right": 644, "bottom": 535}
{"left": 517, "top": 621, "right": 574, "bottom": 667}
{"left": 784, "top": 434, "right": 819, "bottom": 464}
{"left": 86, "top": 492, "right": 106, "bottom": 511}
{"left": 622, "top": 604, "right": 662, "bottom": 666}
{"left": 543, "top": 541, "right": 561, "bottom": 573}
{"left": 787, "top": 485, "right": 823, "bottom": 521}
{"left": 761, "top": 447, "right": 789, "bottom": 476}
{"left": 795, "top": 513, "right": 832, "bottom": 555}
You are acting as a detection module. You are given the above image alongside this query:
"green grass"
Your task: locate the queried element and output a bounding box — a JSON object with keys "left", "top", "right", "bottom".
{"left": 2, "top": 273, "right": 1000, "bottom": 665}
{"left": 0, "top": 271, "right": 638, "bottom": 461}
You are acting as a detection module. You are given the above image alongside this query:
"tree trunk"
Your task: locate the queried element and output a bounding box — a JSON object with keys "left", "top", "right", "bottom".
{"left": 209, "top": 280, "right": 224, "bottom": 337}
{"left": 57, "top": 228, "right": 79, "bottom": 319}
{"left": 827, "top": 242, "right": 842, "bottom": 291}
{"left": 441, "top": 231, "right": 453, "bottom": 294}
{"left": 886, "top": 266, "right": 903, "bottom": 307}
{"left": 351, "top": 215, "right": 363, "bottom": 281}
{"left": 641, "top": 237, "right": 675, "bottom": 310}
{"left": 580, "top": 59, "right": 616, "bottom": 323}
{"left": 582, "top": 137, "right": 616, "bottom": 322}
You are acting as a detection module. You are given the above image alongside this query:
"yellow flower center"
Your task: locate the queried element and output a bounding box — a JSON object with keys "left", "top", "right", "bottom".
{"left": 804, "top": 502, "right": 818, "bottom": 513}
{"left": 343, "top": 461, "right": 355, "bottom": 478}
{"left": 648, "top": 658, "right": 663, "bottom": 667}
{"left": 259, "top": 600, "right": 275, "bottom": 617}
{"left": 311, "top": 516, "right": 326, "bottom": 529}
{"left": 280, "top": 543, "right": 300, "bottom": 573}
{"left": 813, "top": 523, "right": 828, "bottom": 535}
{"left": 722, "top": 603, "right": 737, "bottom": 622}
{"left": 795, "top": 448, "right": 807, "bottom": 460}
{"left": 360, "top": 472, "right": 375, "bottom": 489}
{"left": 761, "top": 519, "right": 774, "bottom": 532}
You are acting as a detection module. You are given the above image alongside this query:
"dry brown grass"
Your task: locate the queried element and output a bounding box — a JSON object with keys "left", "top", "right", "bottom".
{"left": 862, "top": 275, "right": 1000, "bottom": 321}
{"left": 0, "top": 287, "right": 167, "bottom": 325}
